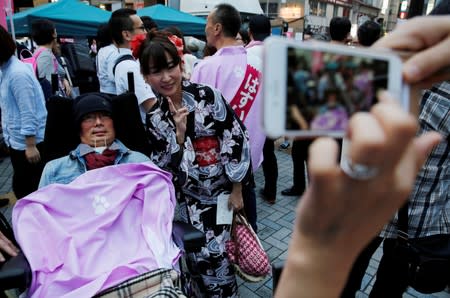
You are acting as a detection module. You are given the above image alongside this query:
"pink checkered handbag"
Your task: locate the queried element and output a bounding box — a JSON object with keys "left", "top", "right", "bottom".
{"left": 225, "top": 212, "right": 271, "bottom": 282}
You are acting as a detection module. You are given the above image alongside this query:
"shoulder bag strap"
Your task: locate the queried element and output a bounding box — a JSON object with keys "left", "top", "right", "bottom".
{"left": 60, "top": 57, "right": 73, "bottom": 87}
{"left": 32, "top": 47, "right": 47, "bottom": 77}
{"left": 112, "top": 54, "right": 134, "bottom": 77}
{"left": 397, "top": 202, "right": 409, "bottom": 242}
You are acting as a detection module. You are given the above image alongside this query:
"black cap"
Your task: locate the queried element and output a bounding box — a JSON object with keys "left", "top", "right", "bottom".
{"left": 249, "top": 14, "right": 271, "bottom": 41}
{"left": 73, "top": 93, "right": 112, "bottom": 126}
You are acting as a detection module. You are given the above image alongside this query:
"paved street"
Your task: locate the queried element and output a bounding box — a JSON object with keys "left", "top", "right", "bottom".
{"left": 0, "top": 149, "right": 448, "bottom": 297}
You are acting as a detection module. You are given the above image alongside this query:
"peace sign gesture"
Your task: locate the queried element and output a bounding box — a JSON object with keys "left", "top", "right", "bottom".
{"left": 167, "top": 97, "right": 189, "bottom": 145}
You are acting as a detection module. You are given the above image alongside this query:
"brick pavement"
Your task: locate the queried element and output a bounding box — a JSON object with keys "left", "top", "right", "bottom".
{"left": 1, "top": 151, "right": 448, "bottom": 297}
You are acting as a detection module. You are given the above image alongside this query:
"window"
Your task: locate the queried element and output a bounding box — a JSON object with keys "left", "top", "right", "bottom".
{"left": 333, "top": 4, "right": 339, "bottom": 16}
{"left": 318, "top": 2, "right": 327, "bottom": 16}
{"left": 262, "top": 1, "right": 279, "bottom": 18}
{"left": 343, "top": 7, "right": 350, "bottom": 17}
{"left": 269, "top": 3, "right": 279, "bottom": 17}
{"left": 309, "top": 0, "right": 319, "bottom": 15}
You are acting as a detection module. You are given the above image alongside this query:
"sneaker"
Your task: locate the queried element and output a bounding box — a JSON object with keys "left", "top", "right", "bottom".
{"left": 279, "top": 141, "right": 290, "bottom": 150}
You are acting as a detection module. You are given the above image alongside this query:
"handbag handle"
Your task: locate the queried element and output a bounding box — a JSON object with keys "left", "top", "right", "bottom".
{"left": 230, "top": 211, "right": 254, "bottom": 260}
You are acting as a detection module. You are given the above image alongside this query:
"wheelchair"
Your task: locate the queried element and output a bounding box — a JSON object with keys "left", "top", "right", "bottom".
{"left": 0, "top": 91, "right": 205, "bottom": 297}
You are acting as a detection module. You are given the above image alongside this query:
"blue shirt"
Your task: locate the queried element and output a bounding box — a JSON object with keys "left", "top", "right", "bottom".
{"left": 39, "top": 139, "right": 150, "bottom": 188}
{"left": 96, "top": 44, "right": 120, "bottom": 94}
{"left": 0, "top": 56, "right": 47, "bottom": 150}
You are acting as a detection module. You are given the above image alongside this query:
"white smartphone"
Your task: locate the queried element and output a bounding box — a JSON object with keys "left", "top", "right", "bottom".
{"left": 263, "top": 37, "right": 409, "bottom": 138}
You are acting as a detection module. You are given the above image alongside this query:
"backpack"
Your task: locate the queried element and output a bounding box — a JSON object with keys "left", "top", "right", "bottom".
{"left": 21, "top": 48, "right": 58, "bottom": 100}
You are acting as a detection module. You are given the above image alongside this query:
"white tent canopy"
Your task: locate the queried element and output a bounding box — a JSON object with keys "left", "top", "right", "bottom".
{"left": 180, "top": 0, "right": 264, "bottom": 16}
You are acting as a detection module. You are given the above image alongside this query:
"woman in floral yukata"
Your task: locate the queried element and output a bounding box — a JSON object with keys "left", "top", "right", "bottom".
{"left": 136, "top": 31, "right": 252, "bottom": 297}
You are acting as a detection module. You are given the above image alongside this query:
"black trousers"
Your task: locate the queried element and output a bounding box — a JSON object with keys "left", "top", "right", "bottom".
{"left": 9, "top": 142, "right": 45, "bottom": 199}
{"left": 341, "top": 237, "right": 409, "bottom": 298}
{"left": 369, "top": 238, "right": 409, "bottom": 297}
{"left": 341, "top": 237, "right": 383, "bottom": 297}
{"left": 291, "top": 139, "right": 312, "bottom": 193}
{"left": 261, "top": 138, "right": 278, "bottom": 197}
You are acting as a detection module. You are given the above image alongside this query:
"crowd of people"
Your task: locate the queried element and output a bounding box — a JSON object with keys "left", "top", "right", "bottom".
{"left": 0, "top": 1, "right": 449, "bottom": 297}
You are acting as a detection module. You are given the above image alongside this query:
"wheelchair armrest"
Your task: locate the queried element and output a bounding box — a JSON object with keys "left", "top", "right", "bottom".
{"left": 0, "top": 251, "right": 31, "bottom": 290}
{"left": 272, "top": 261, "right": 285, "bottom": 294}
{"left": 172, "top": 221, "right": 205, "bottom": 254}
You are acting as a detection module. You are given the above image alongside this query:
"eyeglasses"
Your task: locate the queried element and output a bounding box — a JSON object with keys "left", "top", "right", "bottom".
{"left": 132, "top": 25, "right": 146, "bottom": 32}
{"left": 82, "top": 112, "right": 111, "bottom": 124}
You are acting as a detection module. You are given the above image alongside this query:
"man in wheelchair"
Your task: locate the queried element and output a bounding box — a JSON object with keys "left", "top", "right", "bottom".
{"left": 39, "top": 92, "right": 149, "bottom": 187}
{"left": 1, "top": 93, "right": 204, "bottom": 297}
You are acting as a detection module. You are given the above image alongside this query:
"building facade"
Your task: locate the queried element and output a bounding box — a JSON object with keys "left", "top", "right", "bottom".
{"left": 259, "top": 0, "right": 383, "bottom": 35}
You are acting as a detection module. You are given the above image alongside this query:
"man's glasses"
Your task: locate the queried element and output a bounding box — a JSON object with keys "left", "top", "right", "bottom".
{"left": 82, "top": 112, "right": 112, "bottom": 124}
{"left": 132, "top": 25, "right": 146, "bottom": 32}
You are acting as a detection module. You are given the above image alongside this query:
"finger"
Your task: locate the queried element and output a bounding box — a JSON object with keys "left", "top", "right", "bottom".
{"left": 370, "top": 98, "right": 417, "bottom": 170}
{"left": 308, "top": 138, "right": 339, "bottom": 185}
{"left": 413, "top": 132, "right": 442, "bottom": 170}
{"left": 178, "top": 107, "right": 189, "bottom": 114}
{"left": 346, "top": 112, "right": 386, "bottom": 167}
{"left": 373, "top": 16, "right": 450, "bottom": 52}
{"left": 166, "top": 97, "right": 177, "bottom": 115}
{"left": 403, "top": 38, "right": 450, "bottom": 84}
{"left": 178, "top": 110, "right": 190, "bottom": 119}
{"left": 410, "top": 71, "right": 450, "bottom": 91}
{"left": 0, "top": 238, "right": 18, "bottom": 258}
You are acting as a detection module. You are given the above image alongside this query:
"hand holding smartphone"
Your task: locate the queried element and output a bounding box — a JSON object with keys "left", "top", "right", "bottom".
{"left": 263, "top": 37, "right": 408, "bottom": 138}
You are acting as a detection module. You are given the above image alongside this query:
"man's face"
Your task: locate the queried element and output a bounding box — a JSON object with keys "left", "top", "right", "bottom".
{"left": 124, "top": 15, "right": 146, "bottom": 43}
{"left": 205, "top": 11, "right": 218, "bottom": 47}
{"left": 80, "top": 111, "right": 115, "bottom": 148}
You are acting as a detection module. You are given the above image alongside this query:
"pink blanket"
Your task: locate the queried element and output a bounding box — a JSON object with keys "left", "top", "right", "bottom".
{"left": 13, "top": 162, "right": 181, "bottom": 297}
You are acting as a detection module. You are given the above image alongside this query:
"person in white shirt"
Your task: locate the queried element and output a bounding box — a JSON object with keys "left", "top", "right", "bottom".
{"left": 95, "top": 23, "right": 118, "bottom": 95}
{"left": 107, "top": 9, "right": 156, "bottom": 122}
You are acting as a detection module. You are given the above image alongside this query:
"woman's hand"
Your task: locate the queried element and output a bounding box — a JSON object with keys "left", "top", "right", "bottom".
{"left": 0, "top": 230, "right": 19, "bottom": 262}
{"left": 275, "top": 92, "right": 441, "bottom": 298}
{"left": 167, "top": 97, "right": 189, "bottom": 144}
{"left": 228, "top": 183, "right": 243, "bottom": 212}
{"left": 373, "top": 16, "right": 450, "bottom": 85}
{"left": 297, "top": 93, "right": 440, "bottom": 251}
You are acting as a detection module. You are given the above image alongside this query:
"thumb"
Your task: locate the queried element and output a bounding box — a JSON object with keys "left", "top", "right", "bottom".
{"left": 413, "top": 132, "right": 442, "bottom": 170}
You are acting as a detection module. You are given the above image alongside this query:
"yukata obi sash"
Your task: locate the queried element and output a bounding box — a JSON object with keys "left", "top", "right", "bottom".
{"left": 229, "top": 62, "right": 262, "bottom": 122}
{"left": 12, "top": 162, "right": 181, "bottom": 298}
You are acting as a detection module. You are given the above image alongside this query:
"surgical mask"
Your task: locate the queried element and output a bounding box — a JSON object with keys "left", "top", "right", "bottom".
{"left": 93, "top": 137, "right": 107, "bottom": 154}
{"left": 93, "top": 146, "right": 107, "bottom": 154}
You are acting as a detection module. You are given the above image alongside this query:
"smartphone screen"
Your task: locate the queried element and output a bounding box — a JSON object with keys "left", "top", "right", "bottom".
{"left": 286, "top": 47, "right": 389, "bottom": 133}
